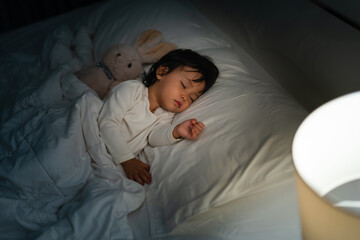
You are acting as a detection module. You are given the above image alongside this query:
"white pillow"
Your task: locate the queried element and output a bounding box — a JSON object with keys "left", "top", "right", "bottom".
{"left": 143, "top": 46, "right": 308, "bottom": 236}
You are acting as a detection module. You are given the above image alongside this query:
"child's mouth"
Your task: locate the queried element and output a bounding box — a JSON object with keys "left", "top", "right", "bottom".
{"left": 175, "top": 100, "right": 182, "bottom": 108}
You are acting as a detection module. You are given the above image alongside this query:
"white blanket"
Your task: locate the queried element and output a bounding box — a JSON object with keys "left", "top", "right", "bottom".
{"left": 0, "top": 31, "right": 145, "bottom": 238}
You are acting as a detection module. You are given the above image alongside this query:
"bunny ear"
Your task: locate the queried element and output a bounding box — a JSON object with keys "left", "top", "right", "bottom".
{"left": 136, "top": 29, "right": 177, "bottom": 63}
{"left": 139, "top": 42, "right": 178, "bottom": 63}
{"left": 136, "top": 29, "right": 163, "bottom": 48}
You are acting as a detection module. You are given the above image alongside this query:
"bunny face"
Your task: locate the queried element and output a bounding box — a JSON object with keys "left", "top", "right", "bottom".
{"left": 100, "top": 30, "right": 177, "bottom": 84}
{"left": 103, "top": 44, "right": 143, "bottom": 82}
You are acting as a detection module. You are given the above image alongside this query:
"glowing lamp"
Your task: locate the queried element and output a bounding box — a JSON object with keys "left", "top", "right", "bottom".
{"left": 293, "top": 91, "right": 360, "bottom": 240}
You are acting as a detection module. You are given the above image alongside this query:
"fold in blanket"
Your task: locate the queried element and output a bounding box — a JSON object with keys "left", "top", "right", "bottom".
{"left": 0, "top": 23, "right": 145, "bottom": 239}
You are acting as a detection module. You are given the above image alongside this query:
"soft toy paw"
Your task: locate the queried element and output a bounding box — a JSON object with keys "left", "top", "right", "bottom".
{"left": 75, "top": 29, "right": 177, "bottom": 99}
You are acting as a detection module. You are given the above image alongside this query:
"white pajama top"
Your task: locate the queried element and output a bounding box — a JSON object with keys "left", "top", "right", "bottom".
{"left": 98, "top": 80, "right": 180, "bottom": 165}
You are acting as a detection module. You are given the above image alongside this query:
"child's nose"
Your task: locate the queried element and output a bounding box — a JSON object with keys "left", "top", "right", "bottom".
{"left": 181, "top": 95, "right": 190, "bottom": 103}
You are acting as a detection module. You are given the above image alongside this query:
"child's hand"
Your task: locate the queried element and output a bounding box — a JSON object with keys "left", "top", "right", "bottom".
{"left": 120, "top": 158, "right": 152, "bottom": 185}
{"left": 173, "top": 119, "right": 205, "bottom": 140}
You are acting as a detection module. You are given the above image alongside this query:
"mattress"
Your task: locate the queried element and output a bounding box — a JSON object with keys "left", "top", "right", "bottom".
{"left": 0, "top": 0, "right": 307, "bottom": 239}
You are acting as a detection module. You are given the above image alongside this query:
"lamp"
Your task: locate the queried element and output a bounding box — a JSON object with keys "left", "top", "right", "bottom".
{"left": 293, "top": 91, "right": 360, "bottom": 240}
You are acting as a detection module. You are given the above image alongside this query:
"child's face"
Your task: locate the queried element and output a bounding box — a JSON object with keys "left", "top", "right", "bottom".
{"left": 152, "top": 66, "right": 205, "bottom": 113}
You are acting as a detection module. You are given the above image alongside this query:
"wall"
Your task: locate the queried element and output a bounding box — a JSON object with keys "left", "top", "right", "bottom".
{"left": 191, "top": 0, "right": 360, "bottom": 111}
{"left": 0, "top": 0, "right": 103, "bottom": 33}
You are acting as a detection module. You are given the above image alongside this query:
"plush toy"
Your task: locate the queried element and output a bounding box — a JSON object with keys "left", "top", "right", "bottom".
{"left": 75, "top": 30, "right": 177, "bottom": 99}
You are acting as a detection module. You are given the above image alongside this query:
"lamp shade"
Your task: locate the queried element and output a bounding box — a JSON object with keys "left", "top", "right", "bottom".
{"left": 293, "top": 91, "right": 360, "bottom": 199}
{"left": 293, "top": 91, "right": 360, "bottom": 240}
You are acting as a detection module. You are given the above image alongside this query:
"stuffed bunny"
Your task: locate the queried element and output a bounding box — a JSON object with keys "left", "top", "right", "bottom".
{"left": 74, "top": 29, "right": 177, "bottom": 99}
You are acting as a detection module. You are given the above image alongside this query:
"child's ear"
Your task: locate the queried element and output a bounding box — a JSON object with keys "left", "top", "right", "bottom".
{"left": 156, "top": 65, "right": 169, "bottom": 79}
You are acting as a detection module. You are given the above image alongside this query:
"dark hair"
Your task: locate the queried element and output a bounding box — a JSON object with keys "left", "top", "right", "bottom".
{"left": 142, "top": 49, "right": 219, "bottom": 94}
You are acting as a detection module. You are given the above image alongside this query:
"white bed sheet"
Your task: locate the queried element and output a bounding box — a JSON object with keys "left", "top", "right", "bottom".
{"left": 0, "top": 0, "right": 307, "bottom": 239}
{"left": 128, "top": 170, "right": 301, "bottom": 240}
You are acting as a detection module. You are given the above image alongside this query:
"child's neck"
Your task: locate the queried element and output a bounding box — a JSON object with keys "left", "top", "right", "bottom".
{"left": 148, "top": 87, "right": 159, "bottom": 113}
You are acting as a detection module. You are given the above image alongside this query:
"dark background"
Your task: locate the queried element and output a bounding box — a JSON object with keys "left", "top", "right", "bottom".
{"left": 0, "top": 0, "right": 103, "bottom": 34}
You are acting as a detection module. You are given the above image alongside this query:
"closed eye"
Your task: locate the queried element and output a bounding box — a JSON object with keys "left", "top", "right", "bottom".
{"left": 181, "top": 81, "right": 186, "bottom": 89}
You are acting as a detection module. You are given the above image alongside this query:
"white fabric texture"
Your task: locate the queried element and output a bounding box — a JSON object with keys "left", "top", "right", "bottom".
{"left": 0, "top": 0, "right": 308, "bottom": 239}
{"left": 0, "top": 90, "right": 144, "bottom": 239}
{"left": 99, "top": 80, "right": 179, "bottom": 165}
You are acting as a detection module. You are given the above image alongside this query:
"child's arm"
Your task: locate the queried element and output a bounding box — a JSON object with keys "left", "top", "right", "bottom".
{"left": 99, "top": 82, "right": 153, "bottom": 186}
{"left": 173, "top": 119, "right": 205, "bottom": 140}
{"left": 148, "top": 117, "right": 204, "bottom": 147}
{"left": 99, "top": 83, "right": 138, "bottom": 165}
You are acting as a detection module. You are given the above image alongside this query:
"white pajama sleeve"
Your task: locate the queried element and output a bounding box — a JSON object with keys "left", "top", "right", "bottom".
{"left": 98, "top": 84, "right": 138, "bottom": 165}
{"left": 148, "top": 114, "right": 182, "bottom": 147}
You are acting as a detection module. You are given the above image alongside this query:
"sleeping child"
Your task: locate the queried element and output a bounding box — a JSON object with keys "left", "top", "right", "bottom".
{"left": 98, "top": 49, "right": 219, "bottom": 186}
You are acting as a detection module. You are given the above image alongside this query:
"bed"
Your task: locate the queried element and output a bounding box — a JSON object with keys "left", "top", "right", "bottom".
{"left": 0, "top": 0, "right": 309, "bottom": 239}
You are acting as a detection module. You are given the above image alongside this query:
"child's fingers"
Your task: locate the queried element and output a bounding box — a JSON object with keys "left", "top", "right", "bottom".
{"left": 139, "top": 167, "right": 152, "bottom": 184}
{"left": 191, "top": 127, "right": 201, "bottom": 138}
{"left": 193, "top": 123, "right": 204, "bottom": 133}
{"left": 192, "top": 120, "right": 204, "bottom": 127}
{"left": 191, "top": 123, "right": 205, "bottom": 138}
{"left": 197, "top": 122, "right": 205, "bottom": 130}
{"left": 191, "top": 119, "right": 198, "bottom": 125}
{"left": 141, "top": 174, "right": 151, "bottom": 184}
{"left": 193, "top": 121, "right": 204, "bottom": 128}
{"left": 142, "top": 170, "right": 152, "bottom": 184}
{"left": 134, "top": 175, "right": 144, "bottom": 185}
{"left": 192, "top": 124, "right": 201, "bottom": 133}
{"left": 142, "top": 162, "right": 150, "bottom": 171}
